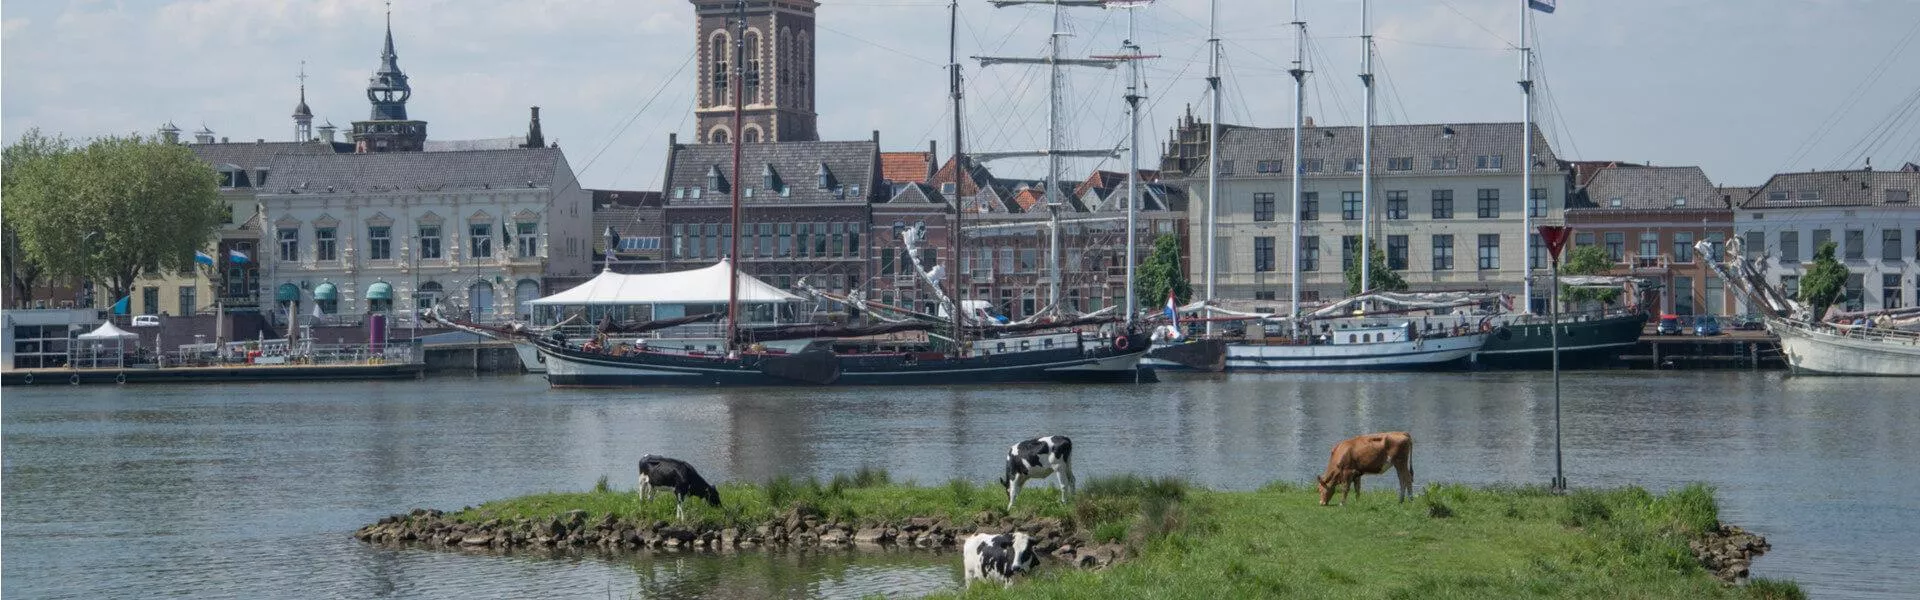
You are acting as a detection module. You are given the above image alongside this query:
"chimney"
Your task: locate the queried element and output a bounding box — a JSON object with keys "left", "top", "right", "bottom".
{"left": 317, "top": 122, "right": 337, "bottom": 143}
{"left": 521, "top": 106, "right": 545, "bottom": 149}
{"left": 1304, "top": 116, "right": 1314, "bottom": 128}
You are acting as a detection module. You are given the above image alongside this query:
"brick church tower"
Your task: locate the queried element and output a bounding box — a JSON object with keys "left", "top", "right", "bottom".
{"left": 690, "top": 0, "right": 820, "bottom": 144}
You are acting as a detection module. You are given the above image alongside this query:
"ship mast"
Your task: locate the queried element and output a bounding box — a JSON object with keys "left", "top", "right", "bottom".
{"left": 726, "top": 0, "right": 746, "bottom": 351}
{"left": 1094, "top": 1, "right": 1157, "bottom": 327}
{"left": 1519, "top": 0, "right": 1537, "bottom": 313}
{"left": 948, "top": 0, "right": 966, "bottom": 346}
{"left": 1203, "top": 0, "right": 1220, "bottom": 334}
{"left": 1359, "top": 0, "right": 1374, "bottom": 296}
{"left": 1288, "top": 2, "right": 1308, "bottom": 319}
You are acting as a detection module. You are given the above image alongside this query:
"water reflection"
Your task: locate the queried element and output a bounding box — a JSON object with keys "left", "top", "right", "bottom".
{"left": 3, "top": 372, "right": 1917, "bottom": 599}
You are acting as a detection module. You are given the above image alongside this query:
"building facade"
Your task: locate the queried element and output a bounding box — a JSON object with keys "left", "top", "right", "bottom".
{"left": 255, "top": 147, "right": 592, "bottom": 322}
{"left": 1735, "top": 169, "right": 1920, "bottom": 314}
{"left": 689, "top": 0, "right": 820, "bottom": 144}
{"left": 1167, "top": 121, "right": 1568, "bottom": 312}
{"left": 1564, "top": 166, "right": 1737, "bottom": 316}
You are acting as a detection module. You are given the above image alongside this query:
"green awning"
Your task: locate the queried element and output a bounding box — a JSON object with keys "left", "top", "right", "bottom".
{"left": 365, "top": 281, "right": 393, "bottom": 300}
{"left": 277, "top": 283, "right": 299, "bottom": 302}
{"left": 313, "top": 282, "right": 337, "bottom": 301}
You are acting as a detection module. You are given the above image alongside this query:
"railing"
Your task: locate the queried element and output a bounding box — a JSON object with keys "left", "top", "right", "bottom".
{"left": 1782, "top": 318, "right": 1920, "bottom": 346}
{"left": 1622, "top": 253, "right": 1671, "bottom": 270}
{"left": 158, "top": 342, "right": 418, "bottom": 368}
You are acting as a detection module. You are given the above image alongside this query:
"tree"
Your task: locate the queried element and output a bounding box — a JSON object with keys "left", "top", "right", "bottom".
{"left": 1135, "top": 234, "right": 1192, "bottom": 310}
{"left": 2, "top": 130, "right": 72, "bottom": 308}
{"left": 1343, "top": 242, "right": 1408, "bottom": 296}
{"left": 1557, "top": 245, "right": 1620, "bottom": 307}
{"left": 1799, "top": 241, "right": 1849, "bottom": 320}
{"left": 5, "top": 132, "right": 223, "bottom": 306}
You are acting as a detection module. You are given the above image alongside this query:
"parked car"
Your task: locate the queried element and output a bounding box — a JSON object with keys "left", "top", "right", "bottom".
{"left": 1693, "top": 315, "right": 1722, "bottom": 337}
{"left": 1734, "top": 315, "right": 1766, "bottom": 331}
{"left": 131, "top": 315, "right": 161, "bottom": 327}
{"left": 1655, "top": 314, "right": 1682, "bottom": 335}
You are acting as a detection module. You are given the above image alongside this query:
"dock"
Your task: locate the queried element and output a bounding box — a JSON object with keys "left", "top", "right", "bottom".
{"left": 2, "top": 362, "right": 423, "bottom": 386}
{"left": 1620, "top": 328, "right": 1784, "bottom": 370}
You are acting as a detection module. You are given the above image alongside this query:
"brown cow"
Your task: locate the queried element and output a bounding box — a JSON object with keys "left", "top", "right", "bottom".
{"left": 1316, "top": 432, "right": 1414, "bottom": 506}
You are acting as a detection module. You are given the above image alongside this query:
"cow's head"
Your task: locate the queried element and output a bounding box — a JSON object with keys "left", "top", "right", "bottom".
{"left": 1000, "top": 532, "right": 1038, "bottom": 575}
{"left": 1316, "top": 473, "right": 1334, "bottom": 506}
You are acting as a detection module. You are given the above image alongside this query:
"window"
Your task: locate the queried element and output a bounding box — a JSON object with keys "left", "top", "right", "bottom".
{"left": 1530, "top": 233, "right": 1546, "bottom": 270}
{"left": 1341, "top": 192, "right": 1363, "bottom": 220}
{"left": 1845, "top": 229, "right": 1864, "bottom": 260}
{"left": 1639, "top": 231, "right": 1659, "bottom": 263}
{"left": 1744, "top": 231, "right": 1765, "bottom": 259}
{"left": 1812, "top": 229, "right": 1831, "bottom": 257}
{"left": 469, "top": 224, "right": 492, "bottom": 258}
{"left": 278, "top": 228, "right": 299, "bottom": 262}
{"left": 796, "top": 223, "right": 811, "bottom": 258}
{"left": 1674, "top": 231, "right": 1695, "bottom": 263}
{"left": 757, "top": 223, "right": 773, "bottom": 258}
{"left": 1298, "top": 236, "right": 1320, "bottom": 272}
{"left": 1256, "top": 160, "right": 1273, "bottom": 173}
{"left": 848, "top": 224, "right": 860, "bottom": 256}
{"left": 1888, "top": 189, "right": 1910, "bottom": 203}
{"left": 1387, "top": 157, "right": 1413, "bottom": 171}
{"left": 1253, "top": 193, "right": 1275, "bottom": 222}
{"left": 1800, "top": 191, "right": 1821, "bottom": 202}
{"left": 1475, "top": 154, "right": 1503, "bottom": 170}
{"left": 1220, "top": 160, "right": 1234, "bottom": 175}
{"left": 1018, "top": 249, "right": 1038, "bottom": 273}
{"left": 1299, "top": 192, "right": 1319, "bottom": 221}
{"left": 418, "top": 225, "right": 440, "bottom": 259}
{"left": 920, "top": 248, "right": 938, "bottom": 269}
{"left": 1575, "top": 232, "right": 1595, "bottom": 248}
{"left": 1385, "top": 191, "right": 1408, "bottom": 220}
{"left": 1432, "top": 235, "right": 1454, "bottom": 271}
{"left": 1884, "top": 274, "right": 1904, "bottom": 309}
{"left": 1254, "top": 291, "right": 1277, "bottom": 301}
{"left": 316, "top": 227, "right": 337, "bottom": 261}
{"left": 1530, "top": 188, "right": 1548, "bottom": 218}
{"left": 368, "top": 226, "right": 391, "bottom": 261}
{"left": 1708, "top": 231, "right": 1725, "bottom": 261}
{"left": 1387, "top": 235, "right": 1408, "bottom": 270}
{"left": 1254, "top": 237, "right": 1275, "bottom": 272}
{"left": 1431, "top": 190, "right": 1454, "bottom": 219}
{"left": 1675, "top": 276, "right": 1694, "bottom": 315}
{"left": 1302, "top": 158, "right": 1323, "bottom": 173}
{"left": 1430, "top": 156, "right": 1457, "bottom": 170}
{"left": 1341, "top": 236, "right": 1360, "bottom": 272}
{"left": 1476, "top": 189, "right": 1500, "bottom": 218}
{"left": 1845, "top": 274, "right": 1864, "bottom": 312}
{"left": 1604, "top": 232, "right": 1625, "bottom": 262}
{"left": 1780, "top": 230, "right": 1800, "bottom": 262}
{"left": 1343, "top": 158, "right": 1362, "bottom": 172}
{"left": 1767, "top": 191, "right": 1789, "bottom": 203}
{"left": 1477, "top": 234, "right": 1500, "bottom": 270}
{"left": 142, "top": 286, "right": 160, "bottom": 315}
{"left": 178, "top": 286, "right": 196, "bottom": 315}
{"left": 829, "top": 223, "right": 845, "bottom": 258}
{"left": 1884, "top": 229, "right": 1904, "bottom": 261}
{"left": 1781, "top": 275, "right": 1799, "bottom": 299}
{"left": 777, "top": 223, "right": 793, "bottom": 256}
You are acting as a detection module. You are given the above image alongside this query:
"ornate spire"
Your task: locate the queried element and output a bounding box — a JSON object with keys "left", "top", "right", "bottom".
{"left": 366, "top": 1, "right": 412, "bottom": 121}
{"left": 293, "top": 61, "right": 314, "bottom": 119}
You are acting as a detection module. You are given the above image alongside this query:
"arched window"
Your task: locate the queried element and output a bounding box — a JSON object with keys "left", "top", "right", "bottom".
{"left": 513, "top": 279, "right": 540, "bottom": 320}
{"left": 742, "top": 126, "right": 761, "bottom": 144}
{"left": 797, "top": 32, "right": 811, "bottom": 108}
{"left": 744, "top": 30, "right": 762, "bottom": 104}
{"left": 710, "top": 127, "right": 730, "bottom": 145}
{"left": 469, "top": 282, "right": 495, "bottom": 320}
{"left": 709, "top": 32, "right": 730, "bottom": 104}
{"left": 416, "top": 281, "right": 443, "bottom": 310}
{"left": 779, "top": 27, "right": 794, "bottom": 93}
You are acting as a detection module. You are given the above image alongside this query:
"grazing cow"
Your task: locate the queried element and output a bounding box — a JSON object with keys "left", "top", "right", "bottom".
{"left": 962, "top": 532, "right": 1038, "bottom": 587}
{"left": 998, "top": 436, "right": 1075, "bottom": 510}
{"left": 637, "top": 455, "right": 723, "bottom": 520}
{"left": 1316, "top": 431, "right": 1414, "bottom": 506}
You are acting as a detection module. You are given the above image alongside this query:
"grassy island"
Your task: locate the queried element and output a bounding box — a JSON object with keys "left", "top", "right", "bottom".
{"left": 355, "top": 473, "right": 1801, "bottom": 600}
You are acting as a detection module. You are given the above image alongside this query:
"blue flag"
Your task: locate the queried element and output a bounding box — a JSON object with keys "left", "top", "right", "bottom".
{"left": 1529, "top": 0, "right": 1556, "bottom": 13}
{"left": 111, "top": 296, "right": 130, "bottom": 315}
{"left": 194, "top": 250, "right": 216, "bottom": 266}
{"left": 227, "top": 249, "right": 251, "bottom": 264}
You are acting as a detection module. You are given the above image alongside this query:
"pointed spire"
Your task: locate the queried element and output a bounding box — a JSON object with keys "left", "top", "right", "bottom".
{"left": 293, "top": 60, "right": 313, "bottom": 119}
{"left": 365, "top": 0, "right": 412, "bottom": 121}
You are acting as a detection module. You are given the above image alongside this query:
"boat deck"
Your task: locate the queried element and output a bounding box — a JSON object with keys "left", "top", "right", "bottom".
{"left": 2, "top": 362, "right": 424, "bottom": 386}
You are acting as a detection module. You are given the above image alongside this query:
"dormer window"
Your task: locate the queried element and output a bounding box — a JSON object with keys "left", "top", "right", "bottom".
{"left": 705, "top": 165, "right": 724, "bottom": 193}
{"left": 762, "top": 164, "right": 779, "bottom": 193}
{"left": 942, "top": 182, "right": 957, "bottom": 195}
{"left": 1673, "top": 197, "right": 1687, "bottom": 207}
{"left": 673, "top": 187, "right": 685, "bottom": 199}
{"left": 1608, "top": 197, "right": 1623, "bottom": 207}
{"left": 816, "top": 163, "right": 832, "bottom": 189}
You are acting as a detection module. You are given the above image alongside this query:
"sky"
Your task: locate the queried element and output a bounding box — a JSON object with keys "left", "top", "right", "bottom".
{"left": 5, "top": 0, "right": 1919, "bottom": 192}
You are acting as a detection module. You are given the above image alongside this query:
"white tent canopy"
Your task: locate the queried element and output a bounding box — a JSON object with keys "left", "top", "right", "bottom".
{"left": 78, "top": 321, "right": 139, "bottom": 340}
{"left": 529, "top": 259, "right": 801, "bottom": 306}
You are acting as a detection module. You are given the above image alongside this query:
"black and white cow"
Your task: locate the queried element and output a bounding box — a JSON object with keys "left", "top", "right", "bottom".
{"left": 962, "top": 531, "right": 1038, "bottom": 587}
{"left": 637, "top": 455, "right": 722, "bottom": 520}
{"left": 997, "top": 435, "right": 1075, "bottom": 510}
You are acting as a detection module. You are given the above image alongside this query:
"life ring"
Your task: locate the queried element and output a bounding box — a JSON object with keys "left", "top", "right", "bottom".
{"left": 116, "top": 373, "right": 127, "bottom": 384}
{"left": 23, "top": 372, "right": 32, "bottom": 385}
{"left": 1113, "top": 336, "right": 1130, "bottom": 351}
{"left": 70, "top": 374, "right": 80, "bottom": 385}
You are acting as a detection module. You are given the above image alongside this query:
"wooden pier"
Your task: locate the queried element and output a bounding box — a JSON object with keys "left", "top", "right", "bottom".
{"left": 1620, "top": 328, "right": 1784, "bottom": 370}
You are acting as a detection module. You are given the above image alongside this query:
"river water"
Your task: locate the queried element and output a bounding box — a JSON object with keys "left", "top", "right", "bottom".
{"left": 3, "top": 372, "right": 1915, "bottom": 599}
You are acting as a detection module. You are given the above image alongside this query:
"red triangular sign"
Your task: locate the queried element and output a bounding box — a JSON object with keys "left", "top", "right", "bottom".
{"left": 1537, "top": 225, "right": 1572, "bottom": 262}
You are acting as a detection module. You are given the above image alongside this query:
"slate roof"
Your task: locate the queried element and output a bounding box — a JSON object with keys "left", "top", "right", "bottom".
{"left": 188, "top": 140, "right": 341, "bottom": 171}
{"left": 261, "top": 147, "right": 568, "bottom": 194}
{"left": 1575, "top": 166, "right": 1724, "bottom": 211}
{"left": 592, "top": 189, "right": 663, "bottom": 208}
{"left": 665, "top": 140, "right": 879, "bottom": 205}
{"left": 1562, "top": 160, "right": 1644, "bottom": 188}
{"left": 424, "top": 137, "right": 528, "bottom": 152}
{"left": 1740, "top": 169, "right": 1920, "bottom": 209}
{"left": 1092, "top": 183, "right": 1186, "bottom": 213}
{"left": 1716, "top": 186, "right": 1760, "bottom": 208}
{"left": 1204, "top": 122, "right": 1559, "bottom": 178}
{"left": 883, "top": 182, "right": 947, "bottom": 206}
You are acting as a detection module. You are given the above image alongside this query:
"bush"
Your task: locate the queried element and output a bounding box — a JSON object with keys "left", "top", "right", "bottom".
{"left": 1650, "top": 483, "right": 1719, "bottom": 535}
{"left": 593, "top": 475, "right": 612, "bottom": 494}
{"left": 1745, "top": 578, "right": 1806, "bottom": 600}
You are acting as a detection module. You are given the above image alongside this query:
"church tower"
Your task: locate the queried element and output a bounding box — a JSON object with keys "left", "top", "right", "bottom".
{"left": 350, "top": 7, "right": 427, "bottom": 153}
{"left": 293, "top": 62, "right": 314, "bottom": 142}
{"left": 689, "top": 0, "right": 819, "bottom": 144}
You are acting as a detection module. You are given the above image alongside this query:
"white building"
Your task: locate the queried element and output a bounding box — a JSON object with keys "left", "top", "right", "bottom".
{"left": 1735, "top": 168, "right": 1920, "bottom": 313}
{"left": 1170, "top": 121, "right": 1567, "bottom": 312}
{"left": 255, "top": 147, "right": 592, "bottom": 322}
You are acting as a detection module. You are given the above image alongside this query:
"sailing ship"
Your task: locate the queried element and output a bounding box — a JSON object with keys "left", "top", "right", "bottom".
{"left": 494, "top": 0, "right": 1151, "bottom": 386}
{"left": 1705, "top": 239, "right": 1920, "bottom": 376}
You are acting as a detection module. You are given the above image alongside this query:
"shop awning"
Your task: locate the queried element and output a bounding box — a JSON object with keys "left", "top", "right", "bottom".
{"left": 313, "top": 282, "right": 337, "bottom": 301}
{"left": 277, "top": 283, "right": 300, "bottom": 302}
{"left": 365, "top": 281, "right": 393, "bottom": 300}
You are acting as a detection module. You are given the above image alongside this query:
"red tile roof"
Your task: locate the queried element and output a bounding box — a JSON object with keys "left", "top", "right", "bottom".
{"left": 881, "top": 152, "right": 933, "bottom": 184}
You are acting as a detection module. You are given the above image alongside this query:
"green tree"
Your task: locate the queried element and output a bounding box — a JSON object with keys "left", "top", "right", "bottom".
{"left": 5, "top": 132, "right": 223, "bottom": 305}
{"left": 1557, "top": 245, "right": 1620, "bottom": 307}
{"left": 1135, "top": 234, "right": 1192, "bottom": 310}
{"left": 1343, "top": 242, "right": 1408, "bottom": 296}
{"left": 2, "top": 130, "right": 73, "bottom": 308}
{"left": 1799, "top": 241, "right": 1848, "bottom": 319}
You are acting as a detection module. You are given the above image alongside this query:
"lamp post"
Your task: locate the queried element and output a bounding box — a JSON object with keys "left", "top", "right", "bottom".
{"left": 1538, "top": 224, "right": 1572, "bottom": 493}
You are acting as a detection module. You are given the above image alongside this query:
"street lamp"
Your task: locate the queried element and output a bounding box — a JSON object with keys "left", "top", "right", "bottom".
{"left": 1538, "top": 224, "right": 1572, "bottom": 493}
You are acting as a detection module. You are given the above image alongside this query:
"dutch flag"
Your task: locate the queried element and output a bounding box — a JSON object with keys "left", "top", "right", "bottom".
{"left": 1164, "top": 290, "right": 1179, "bottom": 327}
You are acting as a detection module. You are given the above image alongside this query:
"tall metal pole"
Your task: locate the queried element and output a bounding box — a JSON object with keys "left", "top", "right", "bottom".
{"left": 1124, "top": 8, "right": 1142, "bottom": 327}
{"left": 1203, "top": 0, "right": 1220, "bottom": 334}
{"left": 726, "top": 0, "right": 746, "bottom": 351}
{"left": 1519, "top": 0, "right": 1536, "bottom": 313}
{"left": 1288, "top": 2, "right": 1307, "bottom": 319}
{"left": 1358, "top": 0, "right": 1374, "bottom": 296}
{"left": 1045, "top": 0, "right": 1064, "bottom": 316}
{"left": 949, "top": 0, "right": 967, "bottom": 347}
{"left": 1550, "top": 245, "right": 1565, "bottom": 492}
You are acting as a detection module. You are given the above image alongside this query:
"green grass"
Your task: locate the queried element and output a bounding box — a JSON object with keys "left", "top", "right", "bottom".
{"left": 938, "top": 483, "right": 1799, "bottom": 600}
